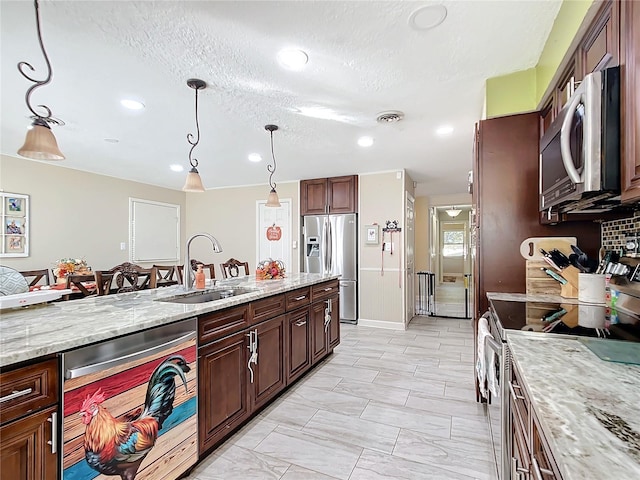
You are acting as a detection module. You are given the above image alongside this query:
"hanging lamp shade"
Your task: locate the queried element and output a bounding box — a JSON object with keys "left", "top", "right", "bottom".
{"left": 182, "top": 166, "right": 205, "bottom": 192}
{"left": 17, "top": 0, "right": 65, "bottom": 160}
{"left": 446, "top": 206, "right": 462, "bottom": 218}
{"left": 18, "top": 120, "right": 64, "bottom": 160}
{"left": 266, "top": 188, "right": 281, "bottom": 207}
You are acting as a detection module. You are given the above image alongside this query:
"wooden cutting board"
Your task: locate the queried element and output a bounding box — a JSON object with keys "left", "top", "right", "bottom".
{"left": 519, "top": 237, "right": 577, "bottom": 261}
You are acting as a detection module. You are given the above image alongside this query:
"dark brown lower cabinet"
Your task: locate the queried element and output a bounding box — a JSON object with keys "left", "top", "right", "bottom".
{"left": 0, "top": 405, "right": 57, "bottom": 480}
{"left": 510, "top": 360, "right": 561, "bottom": 480}
{"left": 286, "top": 307, "right": 311, "bottom": 384}
{"left": 311, "top": 300, "right": 329, "bottom": 364}
{"left": 198, "top": 330, "right": 249, "bottom": 453}
{"left": 249, "top": 315, "right": 286, "bottom": 411}
{"left": 328, "top": 294, "right": 340, "bottom": 350}
{"left": 198, "top": 280, "right": 341, "bottom": 456}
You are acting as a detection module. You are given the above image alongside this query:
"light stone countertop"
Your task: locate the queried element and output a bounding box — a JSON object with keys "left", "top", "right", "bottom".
{"left": 487, "top": 291, "right": 580, "bottom": 304}
{"left": 507, "top": 331, "right": 640, "bottom": 480}
{"left": 0, "top": 273, "right": 338, "bottom": 368}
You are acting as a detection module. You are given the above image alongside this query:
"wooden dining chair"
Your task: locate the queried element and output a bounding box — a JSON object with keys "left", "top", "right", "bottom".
{"left": 64, "top": 273, "right": 97, "bottom": 299}
{"left": 153, "top": 265, "right": 179, "bottom": 287}
{"left": 176, "top": 260, "right": 216, "bottom": 284}
{"left": 94, "top": 263, "right": 157, "bottom": 295}
{"left": 19, "top": 269, "right": 50, "bottom": 287}
{"left": 220, "top": 258, "right": 250, "bottom": 279}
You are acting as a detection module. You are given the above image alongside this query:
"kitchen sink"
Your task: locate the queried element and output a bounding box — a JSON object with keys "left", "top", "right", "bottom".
{"left": 157, "top": 286, "right": 259, "bottom": 304}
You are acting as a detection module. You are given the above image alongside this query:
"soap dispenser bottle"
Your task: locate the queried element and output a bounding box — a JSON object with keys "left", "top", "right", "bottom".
{"left": 195, "top": 264, "right": 205, "bottom": 289}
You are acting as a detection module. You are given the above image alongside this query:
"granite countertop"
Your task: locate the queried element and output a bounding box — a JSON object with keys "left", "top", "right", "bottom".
{"left": 507, "top": 331, "right": 640, "bottom": 480}
{"left": 487, "top": 291, "right": 580, "bottom": 304}
{"left": 0, "top": 273, "right": 337, "bottom": 368}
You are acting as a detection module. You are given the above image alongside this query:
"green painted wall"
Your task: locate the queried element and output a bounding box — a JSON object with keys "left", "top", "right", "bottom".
{"left": 485, "top": 0, "right": 593, "bottom": 118}
{"left": 485, "top": 68, "right": 537, "bottom": 118}
{"left": 536, "top": 0, "right": 593, "bottom": 103}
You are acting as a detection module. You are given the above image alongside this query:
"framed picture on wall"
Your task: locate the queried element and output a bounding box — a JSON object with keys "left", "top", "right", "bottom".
{"left": 365, "top": 224, "right": 379, "bottom": 245}
{"left": 1, "top": 192, "right": 29, "bottom": 257}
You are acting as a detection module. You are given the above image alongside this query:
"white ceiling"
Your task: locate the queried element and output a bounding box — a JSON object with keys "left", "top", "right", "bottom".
{"left": 0, "top": 0, "right": 561, "bottom": 195}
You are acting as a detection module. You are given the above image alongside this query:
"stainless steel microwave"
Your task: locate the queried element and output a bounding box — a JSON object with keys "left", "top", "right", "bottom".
{"left": 539, "top": 66, "right": 620, "bottom": 212}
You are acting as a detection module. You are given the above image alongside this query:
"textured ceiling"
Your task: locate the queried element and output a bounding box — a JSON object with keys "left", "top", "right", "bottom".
{"left": 0, "top": 0, "right": 561, "bottom": 195}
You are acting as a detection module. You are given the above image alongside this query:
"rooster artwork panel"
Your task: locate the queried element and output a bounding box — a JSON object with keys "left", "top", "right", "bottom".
{"left": 62, "top": 339, "right": 198, "bottom": 480}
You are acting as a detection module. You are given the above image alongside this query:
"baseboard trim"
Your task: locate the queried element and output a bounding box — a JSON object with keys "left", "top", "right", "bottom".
{"left": 357, "top": 318, "right": 406, "bottom": 330}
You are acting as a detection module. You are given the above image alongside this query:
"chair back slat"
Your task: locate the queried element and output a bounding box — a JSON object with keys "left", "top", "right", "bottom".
{"left": 220, "top": 258, "right": 250, "bottom": 279}
{"left": 19, "top": 269, "right": 50, "bottom": 287}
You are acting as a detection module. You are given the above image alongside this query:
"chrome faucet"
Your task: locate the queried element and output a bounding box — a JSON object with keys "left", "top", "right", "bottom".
{"left": 183, "top": 232, "right": 223, "bottom": 290}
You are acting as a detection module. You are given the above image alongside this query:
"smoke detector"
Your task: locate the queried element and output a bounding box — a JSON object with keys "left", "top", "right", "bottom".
{"left": 376, "top": 111, "right": 404, "bottom": 124}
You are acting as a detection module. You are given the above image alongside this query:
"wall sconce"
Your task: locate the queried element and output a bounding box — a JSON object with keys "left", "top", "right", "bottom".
{"left": 182, "top": 78, "right": 207, "bottom": 192}
{"left": 17, "top": 0, "right": 65, "bottom": 160}
{"left": 264, "top": 124, "right": 281, "bottom": 207}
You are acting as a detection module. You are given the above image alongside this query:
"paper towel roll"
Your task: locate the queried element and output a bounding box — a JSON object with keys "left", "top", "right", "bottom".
{"left": 578, "top": 273, "right": 606, "bottom": 304}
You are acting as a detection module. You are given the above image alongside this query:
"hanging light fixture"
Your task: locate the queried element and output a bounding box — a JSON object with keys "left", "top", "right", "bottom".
{"left": 446, "top": 206, "right": 462, "bottom": 218}
{"left": 264, "top": 124, "right": 281, "bottom": 207}
{"left": 17, "top": 0, "right": 65, "bottom": 160}
{"left": 182, "top": 78, "right": 207, "bottom": 192}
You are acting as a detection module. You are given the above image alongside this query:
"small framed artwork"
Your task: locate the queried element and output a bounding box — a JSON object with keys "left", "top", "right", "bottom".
{"left": 1, "top": 192, "right": 29, "bottom": 257}
{"left": 365, "top": 224, "right": 379, "bottom": 245}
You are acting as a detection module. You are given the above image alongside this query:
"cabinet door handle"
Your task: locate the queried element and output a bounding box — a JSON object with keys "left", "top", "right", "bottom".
{"left": 294, "top": 295, "right": 306, "bottom": 301}
{"left": 47, "top": 412, "right": 58, "bottom": 454}
{"left": 0, "top": 387, "right": 33, "bottom": 403}
{"left": 509, "top": 381, "right": 525, "bottom": 400}
{"left": 295, "top": 320, "right": 307, "bottom": 327}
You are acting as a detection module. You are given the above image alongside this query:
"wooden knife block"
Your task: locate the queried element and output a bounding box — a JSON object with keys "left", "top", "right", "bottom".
{"left": 526, "top": 261, "right": 562, "bottom": 295}
{"left": 560, "top": 265, "right": 579, "bottom": 299}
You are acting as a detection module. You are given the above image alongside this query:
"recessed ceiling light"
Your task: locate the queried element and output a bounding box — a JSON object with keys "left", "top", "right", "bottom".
{"left": 277, "top": 49, "right": 308, "bottom": 70}
{"left": 358, "top": 136, "right": 374, "bottom": 147}
{"left": 409, "top": 5, "right": 448, "bottom": 31}
{"left": 436, "top": 125, "right": 454, "bottom": 136}
{"left": 120, "top": 98, "right": 145, "bottom": 110}
{"left": 170, "top": 164, "right": 184, "bottom": 172}
{"left": 248, "top": 153, "right": 262, "bottom": 163}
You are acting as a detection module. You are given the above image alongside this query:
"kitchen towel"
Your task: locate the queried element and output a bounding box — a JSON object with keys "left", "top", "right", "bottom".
{"left": 476, "top": 312, "right": 498, "bottom": 400}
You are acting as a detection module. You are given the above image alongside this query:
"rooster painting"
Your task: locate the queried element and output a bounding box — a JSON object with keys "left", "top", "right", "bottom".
{"left": 78, "top": 354, "right": 190, "bottom": 480}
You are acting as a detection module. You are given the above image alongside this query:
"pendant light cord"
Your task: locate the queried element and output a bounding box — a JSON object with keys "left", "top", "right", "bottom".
{"left": 267, "top": 129, "right": 277, "bottom": 190}
{"left": 187, "top": 87, "right": 201, "bottom": 169}
{"left": 18, "top": 0, "right": 55, "bottom": 121}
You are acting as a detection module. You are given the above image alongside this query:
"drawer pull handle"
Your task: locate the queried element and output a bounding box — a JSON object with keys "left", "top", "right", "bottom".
{"left": 323, "top": 287, "right": 333, "bottom": 292}
{"left": 294, "top": 295, "right": 306, "bottom": 301}
{"left": 295, "top": 320, "right": 307, "bottom": 327}
{"left": 508, "top": 381, "right": 525, "bottom": 401}
{"left": 0, "top": 387, "right": 33, "bottom": 403}
{"left": 47, "top": 412, "right": 58, "bottom": 454}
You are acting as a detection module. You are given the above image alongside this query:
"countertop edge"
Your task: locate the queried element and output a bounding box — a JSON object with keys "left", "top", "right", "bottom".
{"left": 0, "top": 273, "right": 339, "bottom": 369}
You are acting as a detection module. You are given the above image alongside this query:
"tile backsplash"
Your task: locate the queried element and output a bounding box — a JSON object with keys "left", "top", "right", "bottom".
{"left": 601, "top": 213, "right": 640, "bottom": 253}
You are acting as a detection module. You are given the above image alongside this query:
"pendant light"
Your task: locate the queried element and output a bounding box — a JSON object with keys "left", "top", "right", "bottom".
{"left": 17, "top": 0, "right": 65, "bottom": 160}
{"left": 446, "top": 206, "right": 462, "bottom": 218}
{"left": 182, "top": 78, "right": 207, "bottom": 192}
{"left": 265, "top": 124, "right": 281, "bottom": 207}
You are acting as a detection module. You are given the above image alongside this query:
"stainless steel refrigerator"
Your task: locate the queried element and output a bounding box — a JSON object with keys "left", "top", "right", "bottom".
{"left": 303, "top": 213, "right": 357, "bottom": 323}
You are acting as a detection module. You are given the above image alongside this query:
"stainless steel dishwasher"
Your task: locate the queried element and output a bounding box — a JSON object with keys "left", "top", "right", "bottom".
{"left": 60, "top": 319, "right": 197, "bottom": 480}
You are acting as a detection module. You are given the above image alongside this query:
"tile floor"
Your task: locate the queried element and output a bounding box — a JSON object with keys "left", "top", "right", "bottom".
{"left": 186, "top": 316, "right": 498, "bottom": 480}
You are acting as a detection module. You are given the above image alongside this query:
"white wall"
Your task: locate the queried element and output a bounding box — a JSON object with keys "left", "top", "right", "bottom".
{"left": 359, "top": 171, "right": 406, "bottom": 327}
{"left": 0, "top": 155, "right": 186, "bottom": 272}
{"left": 184, "top": 182, "right": 300, "bottom": 276}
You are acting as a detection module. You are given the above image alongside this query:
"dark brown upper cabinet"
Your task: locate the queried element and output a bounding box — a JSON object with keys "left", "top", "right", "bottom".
{"left": 300, "top": 175, "right": 358, "bottom": 215}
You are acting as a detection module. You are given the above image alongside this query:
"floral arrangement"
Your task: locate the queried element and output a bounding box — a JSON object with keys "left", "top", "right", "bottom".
{"left": 54, "top": 257, "right": 88, "bottom": 279}
{"left": 256, "top": 259, "right": 285, "bottom": 280}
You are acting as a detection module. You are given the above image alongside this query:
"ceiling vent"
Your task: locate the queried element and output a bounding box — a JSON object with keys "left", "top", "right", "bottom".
{"left": 376, "top": 111, "right": 404, "bottom": 124}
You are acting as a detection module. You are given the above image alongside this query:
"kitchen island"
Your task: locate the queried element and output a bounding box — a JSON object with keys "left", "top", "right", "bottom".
{"left": 1, "top": 273, "right": 341, "bottom": 480}
{"left": 507, "top": 331, "right": 640, "bottom": 480}
{"left": 0, "top": 273, "right": 337, "bottom": 368}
